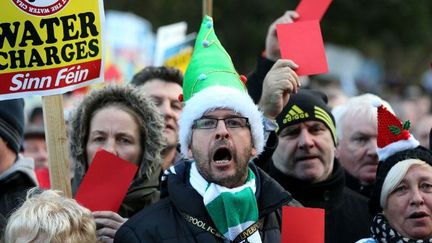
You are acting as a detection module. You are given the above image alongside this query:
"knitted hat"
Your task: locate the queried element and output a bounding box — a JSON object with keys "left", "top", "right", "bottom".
{"left": 369, "top": 102, "right": 432, "bottom": 215}
{"left": 275, "top": 89, "right": 336, "bottom": 144}
{"left": 0, "top": 99, "right": 25, "bottom": 154}
{"left": 179, "top": 15, "right": 264, "bottom": 157}
{"left": 375, "top": 102, "right": 419, "bottom": 161}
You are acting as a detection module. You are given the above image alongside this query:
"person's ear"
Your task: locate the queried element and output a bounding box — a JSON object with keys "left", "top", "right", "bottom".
{"left": 187, "top": 148, "right": 193, "bottom": 158}
{"left": 429, "top": 127, "right": 432, "bottom": 149}
{"left": 335, "top": 145, "right": 340, "bottom": 159}
{"left": 251, "top": 147, "right": 257, "bottom": 157}
{"left": 188, "top": 140, "right": 193, "bottom": 159}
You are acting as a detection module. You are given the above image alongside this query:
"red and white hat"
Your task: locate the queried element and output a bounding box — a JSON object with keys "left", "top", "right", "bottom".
{"left": 375, "top": 101, "right": 419, "bottom": 161}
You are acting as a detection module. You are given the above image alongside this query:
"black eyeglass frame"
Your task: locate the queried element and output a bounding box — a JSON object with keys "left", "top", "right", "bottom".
{"left": 192, "top": 116, "right": 250, "bottom": 129}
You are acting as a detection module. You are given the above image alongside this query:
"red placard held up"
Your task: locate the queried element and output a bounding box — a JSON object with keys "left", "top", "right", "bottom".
{"left": 75, "top": 149, "right": 138, "bottom": 212}
{"left": 277, "top": 20, "right": 328, "bottom": 76}
{"left": 281, "top": 206, "right": 325, "bottom": 243}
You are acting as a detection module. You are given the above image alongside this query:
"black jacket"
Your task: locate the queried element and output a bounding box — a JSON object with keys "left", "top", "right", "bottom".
{"left": 0, "top": 157, "right": 38, "bottom": 238}
{"left": 115, "top": 161, "right": 300, "bottom": 243}
{"left": 344, "top": 170, "right": 374, "bottom": 199}
{"left": 0, "top": 157, "right": 37, "bottom": 218}
{"left": 269, "top": 160, "right": 371, "bottom": 243}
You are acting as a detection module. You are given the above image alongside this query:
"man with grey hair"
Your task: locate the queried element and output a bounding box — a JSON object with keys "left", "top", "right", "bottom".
{"left": 332, "top": 93, "right": 394, "bottom": 198}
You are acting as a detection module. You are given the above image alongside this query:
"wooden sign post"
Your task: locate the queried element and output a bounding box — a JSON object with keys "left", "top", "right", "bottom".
{"left": 42, "top": 95, "right": 72, "bottom": 197}
{"left": 203, "top": 0, "right": 213, "bottom": 17}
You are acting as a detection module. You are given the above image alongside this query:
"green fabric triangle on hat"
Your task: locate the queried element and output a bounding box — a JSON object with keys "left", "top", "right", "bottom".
{"left": 183, "top": 15, "right": 247, "bottom": 102}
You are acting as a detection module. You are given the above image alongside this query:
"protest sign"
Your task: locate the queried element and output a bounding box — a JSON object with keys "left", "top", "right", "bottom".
{"left": 154, "top": 22, "right": 188, "bottom": 66}
{"left": 163, "top": 33, "right": 196, "bottom": 74}
{"left": 0, "top": 0, "right": 104, "bottom": 100}
{"left": 1, "top": 0, "right": 105, "bottom": 197}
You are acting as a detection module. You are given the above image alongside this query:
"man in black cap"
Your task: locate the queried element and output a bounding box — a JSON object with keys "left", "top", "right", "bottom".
{"left": 0, "top": 99, "right": 38, "bottom": 221}
{"left": 268, "top": 89, "right": 371, "bottom": 243}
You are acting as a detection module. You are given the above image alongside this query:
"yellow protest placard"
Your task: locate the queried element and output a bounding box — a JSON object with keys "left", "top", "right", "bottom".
{"left": 0, "top": 0, "right": 104, "bottom": 100}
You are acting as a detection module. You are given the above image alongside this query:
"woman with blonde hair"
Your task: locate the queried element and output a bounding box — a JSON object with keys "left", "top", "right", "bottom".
{"left": 4, "top": 188, "right": 98, "bottom": 243}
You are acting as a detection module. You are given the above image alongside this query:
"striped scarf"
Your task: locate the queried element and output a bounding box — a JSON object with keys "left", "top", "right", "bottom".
{"left": 190, "top": 162, "right": 262, "bottom": 242}
{"left": 371, "top": 213, "right": 432, "bottom": 243}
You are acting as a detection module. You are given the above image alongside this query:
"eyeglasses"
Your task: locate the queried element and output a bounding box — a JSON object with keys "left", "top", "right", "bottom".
{"left": 193, "top": 117, "right": 250, "bottom": 129}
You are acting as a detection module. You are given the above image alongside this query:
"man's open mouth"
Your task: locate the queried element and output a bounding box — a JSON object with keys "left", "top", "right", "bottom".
{"left": 213, "top": 147, "right": 232, "bottom": 164}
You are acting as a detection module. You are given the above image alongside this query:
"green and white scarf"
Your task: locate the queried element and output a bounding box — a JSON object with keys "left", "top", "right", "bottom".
{"left": 190, "top": 162, "right": 262, "bottom": 242}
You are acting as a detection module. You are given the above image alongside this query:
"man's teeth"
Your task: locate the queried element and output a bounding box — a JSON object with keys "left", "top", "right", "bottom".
{"left": 214, "top": 160, "right": 230, "bottom": 164}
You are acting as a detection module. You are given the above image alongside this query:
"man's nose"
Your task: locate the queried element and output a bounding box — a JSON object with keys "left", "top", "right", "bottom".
{"left": 298, "top": 129, "right": 314, "bottom": 150}
{"left": 38, "top": 149, "right": 48, "bottom": 161}
{"left": 159, "top": 100, "right": 174, "bottom": 117}
{"left": 214, "top": 120, "right": 230, "bottom": 140}
{"left": 366, "top": 137, "right": 378, "bottom": 157}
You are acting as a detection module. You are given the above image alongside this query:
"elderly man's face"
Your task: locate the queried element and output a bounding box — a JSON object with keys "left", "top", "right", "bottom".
{"left": 336, "top": 113, "right": 378, "bottom": 185}
{"left": 384, "top": 164, "right": 432, "bottom": 239}
{"left": 189, "top": 109, "right": 256, "bottom": 188}
{"left": 273, "top": 121, "right": 335, "bottom": 183}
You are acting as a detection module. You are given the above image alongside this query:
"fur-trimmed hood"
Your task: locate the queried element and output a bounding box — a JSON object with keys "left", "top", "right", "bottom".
{"left": 69, "top": 85, "right": 165, "bottom": 194}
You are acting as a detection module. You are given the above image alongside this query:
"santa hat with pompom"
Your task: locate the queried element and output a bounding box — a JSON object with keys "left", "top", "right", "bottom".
{"left": 375, "top": 100, "right": 419, "bottom": 161}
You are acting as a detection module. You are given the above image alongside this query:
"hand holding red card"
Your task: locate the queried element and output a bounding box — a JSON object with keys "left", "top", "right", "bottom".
{"left": 282, "top": 206, "right": 325, "bottom": 243}
{"left": 276, "top": 20, "right": 328, "bottom": 76}
{"left": 75, "top": 149, "right": 138, "bottom": 212}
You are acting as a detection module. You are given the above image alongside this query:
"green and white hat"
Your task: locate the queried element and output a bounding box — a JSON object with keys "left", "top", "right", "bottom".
{"left": 179, "top": 15, "right": 264, "bottom": 157}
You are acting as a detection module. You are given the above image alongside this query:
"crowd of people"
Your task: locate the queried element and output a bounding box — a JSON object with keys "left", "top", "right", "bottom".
{"left": 1, "top": 9, "right": 432, "bottom": 243}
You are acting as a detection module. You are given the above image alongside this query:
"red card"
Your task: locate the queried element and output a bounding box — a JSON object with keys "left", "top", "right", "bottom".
{"left": 281, "top": 206, "right": 325, "bottom": 243}
{"left": 295, "top": 0, "right": 333, "bottom": 21}
{"left": 75, "top": 149, "right": 139, "bottom": 212}
{"left": 35, "top": 168, "right": 50, "bottom": 189}
{"left": 277, "top": 20, "right": 328, "bottom": 76}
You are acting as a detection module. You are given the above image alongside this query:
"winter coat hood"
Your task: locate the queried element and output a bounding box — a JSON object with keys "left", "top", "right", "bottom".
{"left": 69, "top": 85, "right": 165, "bottom": 194}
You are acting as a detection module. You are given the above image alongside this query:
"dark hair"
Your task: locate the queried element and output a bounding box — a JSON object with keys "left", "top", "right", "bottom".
{"left": 29, "top": 106, "right": 43, "bottom": 123}
{"left": 131, "top": 66, "right": 183, "bottom": 86}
